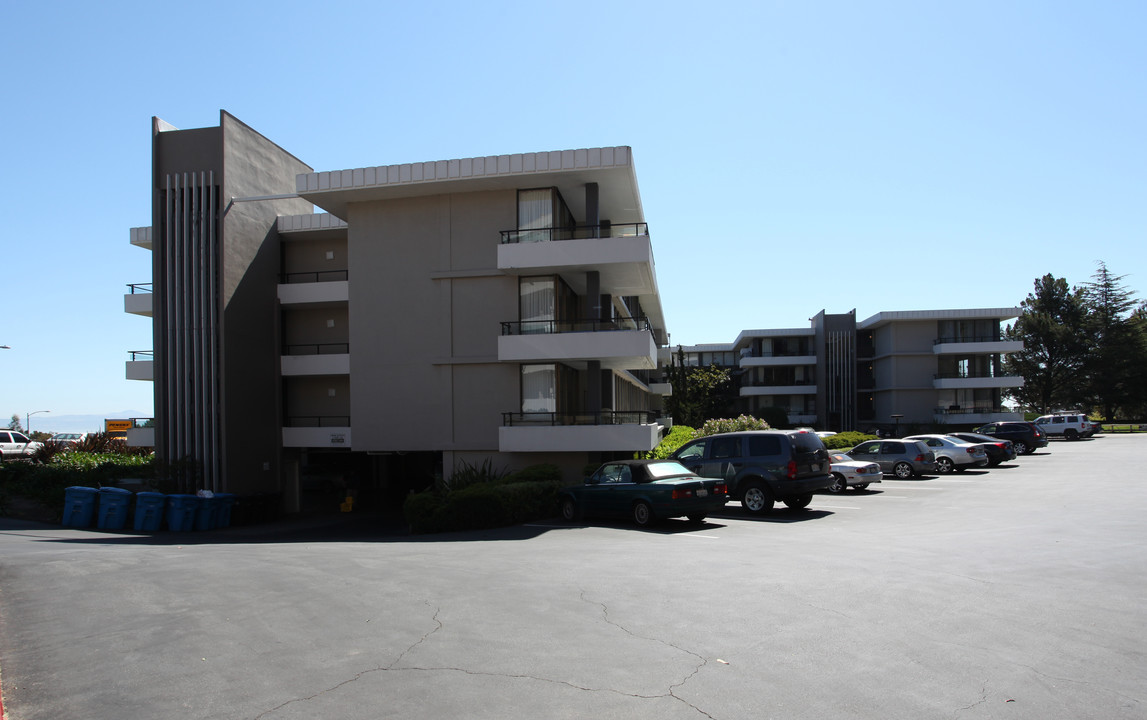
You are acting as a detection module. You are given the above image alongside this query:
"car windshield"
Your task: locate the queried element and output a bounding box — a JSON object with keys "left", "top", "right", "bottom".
{"left": 830, "top": 453, "right": 853, "bottom": 462}
{"left": 645, "top": 461, "right": 693, "bottom": 479}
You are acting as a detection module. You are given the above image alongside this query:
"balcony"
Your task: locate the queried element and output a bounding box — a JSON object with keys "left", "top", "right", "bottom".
{"left": 278, "top": 271, "right": 350, "bottom": 306}
{"left": 932, "top": 372, "right": 1025, "bottom": 390}
{"left": 739, "top": 353, "right": 817, "bottom": 368}
{"left": 129, "top": 226, "right": 152, "bottom": 250}
{"left": 933, "top": 406, "right": 1023, "bottom": 425}
{"left": 497, "top": 224, "right": 657, "bottom": 295}
{"left": 282, "top": 416, "right": 352, "bottom": 448}
{"left": 281, "top": 344, "right": 350, "bottom": 376}
{"left": 499, "top": 411, "right": 661, "bottom": 453}
{"left": 740, "top": 382, "right": 817, "bottom": 396}
{"left": 126, "top": 351, "right": 153, "bottom": 381}
{"left": 933, "top": 337, "right": 1023, "bottom": 355}
{"left": 124, "top": 283, "right": 152, "bottom": 317}
{"left": 498, "top": 318, "right": 657, "bottom": 370}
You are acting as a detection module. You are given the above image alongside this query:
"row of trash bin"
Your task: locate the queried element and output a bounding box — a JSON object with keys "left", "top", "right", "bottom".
{"left": 61, "top": 487, "right": 237, "bottom": 532}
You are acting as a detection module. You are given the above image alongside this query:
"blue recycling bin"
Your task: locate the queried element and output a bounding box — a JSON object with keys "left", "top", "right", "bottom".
{"left": 194, "top": 495, "right": 220, "bottom": 531}
{"left": 134, "top": 492, "right": 166, "bottom": 531}
{"left": 62, "top": 486, "right": 99, "bottom": 528}
{"left": 97, "top": 487, "right": 133, "bottom": 530}
{"left": 215, "top": 493, "right": 236, "bottom": 528}
{"left": 165, "top": 494, "right": 200, "bottom": 532}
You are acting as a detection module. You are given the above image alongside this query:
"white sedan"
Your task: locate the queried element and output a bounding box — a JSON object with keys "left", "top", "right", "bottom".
{"left": 904, "top": 434, "right": 989, "bottom": 473}
{"left": 826, "top": 452, "right": 883, "bottom": 492}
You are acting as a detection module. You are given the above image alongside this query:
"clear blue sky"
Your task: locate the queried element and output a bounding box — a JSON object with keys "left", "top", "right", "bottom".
{"left": 2, "top": 0, "right": 1144, "bottom": 432}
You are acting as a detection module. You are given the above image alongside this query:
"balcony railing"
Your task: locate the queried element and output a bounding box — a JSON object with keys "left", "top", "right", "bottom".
{"left": 128, "top": 350, "right": 153, "bottom": 361}
{"left": 283, "top": 343, "right": 350, "bottom": 355}
{"left": 934, "top": 371, "right": 1018, "bottom": 379}
{"left": 934, "top": 336, "right": 1002, "bottom": 345}
{"left": 126, "top": 283, "right": 153, "bottom": 294}
{"left": 501, "top": 317, "right": 652, "bottom": 335}
{"left": 934, "top": 406, "right": 1012, "bottom": 415}
{"left": 741, "top": 350, "right": 812, "bottom": 358}
{"left": 502, "top": 410, "right": 658, "bottom": 426}
{"left": 280, "top": 270, "right": 349, "bottom": 283}
{"left": 499, "top": 223, "right": 649, "bottom": 244}
{"left": 285, "top": 416, "right": 351, "bottom": 427}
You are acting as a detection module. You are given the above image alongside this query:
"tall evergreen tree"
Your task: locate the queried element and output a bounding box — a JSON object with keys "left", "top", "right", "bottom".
{"left": 664, "top": 347, "right": 735, "bottom": 427}
{"left": 1080, "top": 263, "right": 1146, "bottom": 421}
{"left": 1002, "top": 274, "right": 1087, "bottom": 413}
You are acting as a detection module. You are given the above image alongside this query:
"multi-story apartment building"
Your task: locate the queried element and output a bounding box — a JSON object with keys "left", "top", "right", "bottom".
{"left": 674, "top": 308, "right": 1024, "bottom": 431}
{"left": 124, "top": 111, "right": 670, "bottom": 509}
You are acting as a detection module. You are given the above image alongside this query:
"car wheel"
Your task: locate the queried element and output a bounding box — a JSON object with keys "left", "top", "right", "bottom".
{"left": 893, "top": 462, "right": 914, "bottom": 479}
{"left": 632, "top": 501, "right": 654, "bottom": 527}
{"left": 935, "top": 457, "right": 954, "bottom": 474}
{"left": 559, "top": 497, "right": 580, "bottom": 522}
{"left": 1013, "top": 441, "right": 1028, "bottom": 455}
{"left": 740, "top": 481, "right": 774, "bottom": 515}
{"left": 826, "top": 473, "right": 846, "bottom": 493}
{"left": 686, "top": 514, "right": 706, "bottom": 524}
{"left": 1065, "top": 429, "right": 1079, "bottom": 440}
{"left": 854, "top": 483, "right": 870, "bottom": 491}
{"left": 783, "top": 494, "right": 813, "bottom": 510}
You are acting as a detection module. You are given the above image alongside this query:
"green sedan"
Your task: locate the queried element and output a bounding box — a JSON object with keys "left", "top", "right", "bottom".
{"left": 558, "top": 459, "right": 729, "bottom": 527}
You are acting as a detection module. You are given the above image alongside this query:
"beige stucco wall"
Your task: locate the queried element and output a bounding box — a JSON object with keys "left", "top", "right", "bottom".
{"left": 282, "top": 237, "right": 348, "bottom": 275}
{"left": 282, "top": 307, "right": 350, "bottom": 346}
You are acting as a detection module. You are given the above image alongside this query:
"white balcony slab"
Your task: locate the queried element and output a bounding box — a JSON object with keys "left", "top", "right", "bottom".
{"left": 278, "top": 281, "right": 349, "bottom": 305}
{"left": 648, "top": 382, "right": 673, "bottom": 396}
{"left": 933, "top": 340, "right": 1023, "bottom": 355}
{"left": 739, "top": 355, "right": 817, "bottom": 367}
{"left": 498, "top": 235, "right": 656, "bottom": 296}
{"left": 740, "top": 385, "right": 818, "bottom": 396}
{"left": 499, "top": 423, "right": 660, "bottom": 453}
{"left": 126, "top": 360, "right": 153, "bottom": 381}
{"left": 281, "top": 354, "right": 351, "bottom": 376}
{"left": 130, "top": 226, "right": 152, "bottom": 250}
{"left": 933, "top": 376, "right": 1025, "bottom": 390}
{"left": 283, "top": 427, "right": 352, "bottom": 448}
{"left": 498, "top": 330, "right": 656, "bottom": 370}
{"left": 124, "top": 293, "right": 153, "bottom": 317}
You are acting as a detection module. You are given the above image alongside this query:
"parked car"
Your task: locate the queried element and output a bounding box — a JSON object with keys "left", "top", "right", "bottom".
{"left": 973, "top": 421, "right": 1048, "bottom": 455}
{"left": 558, "top": 460, "right": 729, "bottom": 527}
{"left": 947, "top": 432, "right": 1017, "bottom": 466}
{"left": 672, "top": 430, "right": 833, "bottom": 514}
{"left": 825, "top": 452, "right": 883, "bottom": 492}
{"left": 0, "top": 431, "right": 43, "bottom": 460}
{"left": 847, "top": 439, "right": 936, "bottom": 479}
{"left": 1034, "top": 413, "right": 1095, "bottom": 440}
{"left": 47, "top": 432, "right": 88, "bottom": 447}
{"left": 904, "top": 434, "right": 989, "bottom": 473}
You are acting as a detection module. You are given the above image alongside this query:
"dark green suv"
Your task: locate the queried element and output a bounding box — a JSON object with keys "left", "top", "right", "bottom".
{"left": 672, "top": 430, "right": 833, "bottom": 514}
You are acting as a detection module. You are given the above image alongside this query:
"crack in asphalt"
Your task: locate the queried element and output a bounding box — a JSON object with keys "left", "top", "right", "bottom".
{"left": 953, "top": 683, "right": 988, "bottom": 715}
{"left": 254, "top": 594, "right": 718, "bottom": 719}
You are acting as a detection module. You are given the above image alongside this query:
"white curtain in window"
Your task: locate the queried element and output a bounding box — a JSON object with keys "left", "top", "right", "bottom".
{"left": 518, "top": 189, "right": 552, "bottom": 243}
{"left": 520, "top": 277, "right": 555, "bottom": 334}
{"left": 522, "top": 364, "right": 556, "bottom": 413}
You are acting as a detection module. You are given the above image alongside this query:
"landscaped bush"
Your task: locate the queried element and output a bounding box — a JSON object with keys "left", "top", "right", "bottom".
{"left": 0, "top": 452, "right": 156, "bottom": 518}
{"left": 403, "top": 462, "right": 564, "bottom": 534}
{"left": 696, "top": 415, "right": 770, "bottom": 437}
{"left": 643, "top": 424, "right": 697, "bottom": 459}
{"left": 821, "top": 431, "right": 878, "bottom": 450}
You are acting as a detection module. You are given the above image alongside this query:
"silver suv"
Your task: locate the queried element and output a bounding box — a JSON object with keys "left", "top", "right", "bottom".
{"left": 848, "top": 439, "right": 936, "bottom": 479}
{"left": 1034, "top": 413, "right": 1094, "bottom": 440}
{"left": 0, "top": 430, "right": 43, "bottom": 460}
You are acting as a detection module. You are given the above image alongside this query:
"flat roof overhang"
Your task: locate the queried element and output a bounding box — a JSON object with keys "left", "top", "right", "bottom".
{"left": 296, "top": 147, "right": 643, "bottom": 223}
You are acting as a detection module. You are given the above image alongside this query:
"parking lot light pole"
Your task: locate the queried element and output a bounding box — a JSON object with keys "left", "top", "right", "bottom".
{"left": 27, "top": 410, "right": 50, "bottom": 433}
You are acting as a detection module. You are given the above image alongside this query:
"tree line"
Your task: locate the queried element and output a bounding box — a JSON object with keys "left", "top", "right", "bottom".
{"left": 1004, "top": 262, "right": 1147, "bottom": 421}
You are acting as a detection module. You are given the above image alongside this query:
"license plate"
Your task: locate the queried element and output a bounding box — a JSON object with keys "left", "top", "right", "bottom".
{"left": 811, "top": 463, "right": 820, "bottom": 472}
{"left": 696, "top": 488, "right": 708, "bottom": 497}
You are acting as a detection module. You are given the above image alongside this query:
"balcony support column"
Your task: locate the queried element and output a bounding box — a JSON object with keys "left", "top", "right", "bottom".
{"left": 585, "top": 270, "right": 602, "bottom": 321}
{"left": 585, "top": 182, "right": 599, "bottom": 237}
{"left": 588, "top": 360, "right": 602, "bottom": 417}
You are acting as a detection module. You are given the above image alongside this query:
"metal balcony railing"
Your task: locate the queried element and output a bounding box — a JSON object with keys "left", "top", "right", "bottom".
{"left": 126, "top": 283, "right": 153, "bottom": 294}
{"left": 128, "top": 350, "right": 153, "bottom": 361}
{"left": 282, "top": 343, "right": 350, "bottom": 355}
{"left": 501, "top": 317, "right": 652, "bottom": 335}
{"left": 934, "top": 371, "right": 1019, "bottom": 379}
{"left": 933, "top": 406, "right": 1012, "bottom": 415}
{"left": 934, "top": 336, "right": 1003, "bottom": 344}
{"left": 499, "top": 222, "right": 649, "bottom": 244}
{"left": 280, "top": 270, "right": 349, "bottom": 283}
{"left": 502, "top": 410, "right": 658, "bottom": 426}
{"left": 285, "top": 416, "right": 351, "bottom": 427}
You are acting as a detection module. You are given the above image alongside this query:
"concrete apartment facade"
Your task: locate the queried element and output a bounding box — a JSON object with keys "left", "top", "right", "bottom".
{"left": 675, "top": 308, "right": 1024, "bottom": 431}
{"left": 125, "top": 111, "right": 670, "bottom": 508}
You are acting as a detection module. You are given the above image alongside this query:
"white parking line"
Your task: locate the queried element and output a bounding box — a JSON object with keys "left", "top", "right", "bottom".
{"left": 812, "top": 504, "right": 862, "bottom": 510}
{"left": 879, "top": 484, "right": 942, "bottom": 490}
{"left": 678, "top": 533, "right": 721, "bottom": 539}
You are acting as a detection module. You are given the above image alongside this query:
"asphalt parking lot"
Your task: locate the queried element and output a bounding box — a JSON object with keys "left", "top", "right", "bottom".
{"left": 1, "top": 434, "right": 1145, "bottom": 719}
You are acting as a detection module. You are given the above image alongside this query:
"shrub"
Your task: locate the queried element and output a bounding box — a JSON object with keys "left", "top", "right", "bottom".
{"left": 403, "top": 478, "right": 563, "bottom": 534}
{"left": 821, "top": 431, "right": 878, "bottom": 450}
{"left": 437, "top": 458, "right": 507, "bottom": 495}
{"left": 696, "top": 415, "right": 770, "bottom": 437}
{"left": 643, "top": 424, "right": 697, "bottom": 459}
{"left": 498, "top": 463, "right": 562, "bottom": 485}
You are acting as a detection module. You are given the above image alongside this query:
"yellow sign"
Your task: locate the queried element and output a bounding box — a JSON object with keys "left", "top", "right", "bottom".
{"left": 105, "top": 420, "right": 132, "bottom": 433}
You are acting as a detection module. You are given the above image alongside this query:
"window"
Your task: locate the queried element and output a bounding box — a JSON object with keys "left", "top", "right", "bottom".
{"left": 676, "top": 440, "right": 707, "bottom": 461}
{"left": 748, "top": 435, "right": 782, "bottom": 456}
{"left": 881, "top": 442, "right": 905, "bottom": 454}
{"left": 521, "top": 364, "right": 556, "bottom": 413}
{"left": 711, "top": 437, "right": 739, "bottom": 459}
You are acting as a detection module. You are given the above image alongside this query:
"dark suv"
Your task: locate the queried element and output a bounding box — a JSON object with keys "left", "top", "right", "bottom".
{"left": 671, "top": 430, "right": 833, "bottom": 514}
{"left": 974, "top": 421, "right": 1048, "bottom": 455}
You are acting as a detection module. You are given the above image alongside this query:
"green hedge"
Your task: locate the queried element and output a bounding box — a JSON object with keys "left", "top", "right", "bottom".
{"left": 403, "top": 478, "right": 564, "bottom": 534}
{"left": 821, "top": 431, "right": 878, "bottom": 450}
{"left": 0, "top": 453, "right": 155, "bottom": 517}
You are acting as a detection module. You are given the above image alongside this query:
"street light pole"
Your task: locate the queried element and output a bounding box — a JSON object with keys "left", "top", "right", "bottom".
{"left": 26, "top": 410, "right": 50, "bottom": 433}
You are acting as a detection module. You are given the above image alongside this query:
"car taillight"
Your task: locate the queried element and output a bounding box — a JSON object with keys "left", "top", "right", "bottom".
{"left": 915, "top": 454, "right": 925, "bottom": 461}
{"left": 966, "top": 447, "right": 976, "bottom": 454}
{"left": 714, "top": 484, "right": 728, "bottom": 495}
{"left": 671, "top": 488, "right": 694, "bottom": 499}
{"left": 787, "top": 460, "right": 797, "bottom": 479}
